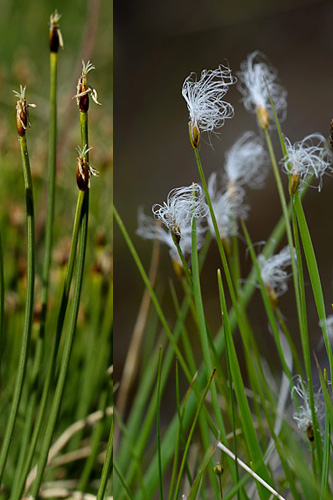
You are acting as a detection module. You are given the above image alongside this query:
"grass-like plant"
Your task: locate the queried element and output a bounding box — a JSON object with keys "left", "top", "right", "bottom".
{"left": 0, "top": 9, "right": 112, "bottom": 500}
{"left": 115, "top": 51, "right": 333, "bottom": 499}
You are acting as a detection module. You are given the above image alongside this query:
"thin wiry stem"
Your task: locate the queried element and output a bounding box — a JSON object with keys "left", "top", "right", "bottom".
{"left": 0, "top": 134, "right": 35, "bottom": 482}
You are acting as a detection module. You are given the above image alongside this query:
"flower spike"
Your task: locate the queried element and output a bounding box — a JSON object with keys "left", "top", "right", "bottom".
{"left": 76, "top": 144, "right": 99, "bottom": 190}
{"left": 13, "top": 85, "right": 36, "bottom": 136}
{"left": 182, "top": 65, "right": 236, "bottom": 148}
{"left": 73, "top": 60, "right": 101, "bottom": 112}
{"left": 49, "top": 9, "right": 64, "bottom": 52}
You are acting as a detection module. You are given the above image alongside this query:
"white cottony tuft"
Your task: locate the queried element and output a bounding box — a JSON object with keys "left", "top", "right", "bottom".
{"left": 258, "top": 246, "right": 294, "bottom": 297}
{"left": 152, "top": 184, "right": 208, "bottom": 237}
{"left": 281, "top": 133, "right": 331, "bottom": 192}
{"left": 291, "top": 375, "right": 322, "bottom": 434}
{"left": 237, "top": 51, "right": 287, "bottom": 123}
{"left": 224, "top": 131, "right": 269, "bottom": 189}
{"left": 182, "top": 65, "right": 236, "bottom": 135}
{"left": 136, "top": 206, "right": 207, "bottom": 264}
{"left": 207, "top": 172, "right": 249, "bottom": 241}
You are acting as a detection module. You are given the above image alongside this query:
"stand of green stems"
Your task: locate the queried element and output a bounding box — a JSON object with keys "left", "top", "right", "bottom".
{"left": 0, "top": 134, "right": 35, "bottom": 483}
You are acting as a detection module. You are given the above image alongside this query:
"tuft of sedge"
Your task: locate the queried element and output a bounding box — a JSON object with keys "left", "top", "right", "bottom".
{"left": 257, "top": 105, "right": 269, "bottom": 129}
{"left": 49, "top": 10, "right": 64, "bottom": 53}
{"left": 13, "top": 86, "right": 36, "bottom": 137}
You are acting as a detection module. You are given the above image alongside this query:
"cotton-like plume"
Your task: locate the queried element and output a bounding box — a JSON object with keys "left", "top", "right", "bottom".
{"left": 281, "top": 133, "right": 331, "bottom": 194}
{"left": 182, "top": 65, "right": 236, "bottom": 147}
{"left": 237, "top": 51, "right": 287, "bottom": 129}
{"left": 224, "top": 131, "right": 269, "bottom": 189}
{"left": 207, "top": 172, "right": 249, "bottom": 246}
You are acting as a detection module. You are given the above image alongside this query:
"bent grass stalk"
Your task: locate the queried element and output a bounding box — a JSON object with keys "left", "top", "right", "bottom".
{"left": 0, "top": 133, "right": 35, "bottom": 483}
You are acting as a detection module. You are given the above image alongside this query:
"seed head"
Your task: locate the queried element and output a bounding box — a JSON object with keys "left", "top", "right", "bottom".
{"left": 281, "top": 133, "right": 331, "bottom": 194}
{"left": 237, "top": 51, "right": 287, "bottom": 129}
{"left": 76, "top": 144, "right": 99, "bottom": 190}
{"left": 152, "top": 184, "right": 208, "bottom": 241}
{"left": 182, "top": 65, "right": 236, "bottom": 148}
{"left": 13, "top": 85, "right": 36, "bottom": 136}
{"left": 74, "top": 60, "right": 101, "bottom": 113}
{"left": 258, "top": 246, "right": 294, "bottom": 306}
{"left": 137, "top": 204, "right": 207, "bottom": 276}
{"left": 49, "top": 10, "right": 64, "bottom": 52}
{"left": 224, "top": 131, "right": 269, "bottom": 190}
{"left": 291, "top": 375, "right": 323, "bottom": 440}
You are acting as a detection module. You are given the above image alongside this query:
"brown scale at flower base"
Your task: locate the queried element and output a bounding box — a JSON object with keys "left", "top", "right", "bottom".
{"left": 76, "top": 144, "right": 99, "bottom": 190}
{"left": 13, "top": 86, "right": 36, "bottom": 137}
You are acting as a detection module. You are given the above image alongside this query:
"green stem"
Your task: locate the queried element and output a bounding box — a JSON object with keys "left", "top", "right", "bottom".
{"left": 30, "top": 190, "right": 89, "bottom": 497}
{"left": 14, "top": 190, "right": 85, "bottom": 500}
{"left": 96, "top": 418, "right": 113, "bottom": 500}
{"left": 0, "top": 134, "right": 35, "bottom": 483}
{"left": 39, "top": 50, "right": 58, "bottom": 341}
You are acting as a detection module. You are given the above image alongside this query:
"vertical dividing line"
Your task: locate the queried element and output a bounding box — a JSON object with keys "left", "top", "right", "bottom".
{"left": 0, "top": 134, "right": 35, "bottom": 482}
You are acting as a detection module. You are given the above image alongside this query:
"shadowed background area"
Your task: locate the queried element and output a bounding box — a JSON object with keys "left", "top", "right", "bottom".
{"left": 114, "top": 0, "right": 333, "bottom": 403}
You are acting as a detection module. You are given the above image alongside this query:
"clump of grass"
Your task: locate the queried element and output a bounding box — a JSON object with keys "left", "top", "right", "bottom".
{"left": 115, "top": 52, "right": 333, "bottom": 499}
{"left": 0, "top": 9, "right": 112, "bottom": 499}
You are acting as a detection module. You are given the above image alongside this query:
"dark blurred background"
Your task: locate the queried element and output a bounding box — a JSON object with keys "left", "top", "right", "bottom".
{"left": 114, "top": 0, "right": 333, "bottom": 388}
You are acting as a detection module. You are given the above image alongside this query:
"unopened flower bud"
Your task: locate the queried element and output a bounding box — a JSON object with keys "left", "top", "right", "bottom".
{"left": 49, "top": 10, "right": 63, "bottom": 53}
{"left": 213, "top": 463, "right": 224, "bottom": 476}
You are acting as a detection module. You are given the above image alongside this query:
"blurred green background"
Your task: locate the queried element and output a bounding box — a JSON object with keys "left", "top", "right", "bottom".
{"left": 114, "top": 0, "right": 333, "bottom": 392}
